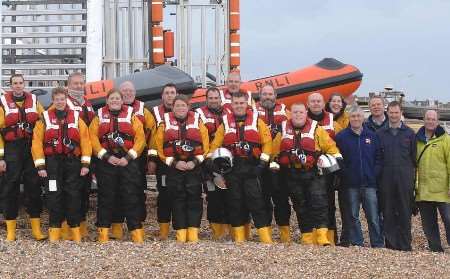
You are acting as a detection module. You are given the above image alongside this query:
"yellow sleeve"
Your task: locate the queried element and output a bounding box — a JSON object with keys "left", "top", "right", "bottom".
{"left": 208, "top": 124, "right": 225, "bottom": 156}
{"left": 31, "top": 119, "right": 46, "bottom": 168}
{"left": 315, "top": 126, "right": 342, "bottom": 157}
{"left": 272, "top": 132, "right": 282, "bottom": 159}
{"left": 155, "top": 124, "right": 168, "bottom": 164}
{"left": 78, "top": 118, "right": 92, "bottom": 166}
{"left": 0, "top": 107, "right": 5, "bottom": 158}
{"left": 144, "top": 108, "right": 158, "bottom": 157}
{"left": 199, "top": 121, "right": 210, "bottom": 160}
{"left": 129, "top": 115, "right": 145, "bottom": 159}
{"left": 257, "top": 119, "right": 272, "bottom": 162}
{"left": 333, "top": 120, "right": 344, "bottom": 134}
{"left": 36, "top": 101, "right": 45, "bottom": 115}
{"left": 89, "top": 117, "right": 107, "bottom": 159}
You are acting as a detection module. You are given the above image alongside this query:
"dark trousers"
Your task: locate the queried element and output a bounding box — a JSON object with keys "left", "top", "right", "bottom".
{"left": 79, "top": 171, "right": 91, "bottom": 221}
{"left": 111, "top": 154, "right": 148, "bottom": 223}
{"left": 166, "top": 167, "right": 203, "bottom": 230}
{"left": 346, "top": 187, "right": 384, "bottom": 247}
{"left": 207, "top": 184, "right": 229, "bottom": 224}
{"left": 45, "top": 156, "right": 82, "bottom": 228}
{"left": 96, "top": 159, "right": 143, "bottom": 231}
{"left": 286, "top": 169, "right": 328, "bottom": 233}
{"left": 380, "top": 167, "right": 414, "bottom": 251}
{"left": 156, "top": 159, "right": 172, "bottom": 223}
{"left": 3, "top": 140, "right": 42, "bottom": 220}
{"left": 337, "top": 189, "right": 350, "bottom": 244}
{"left": 418, "top": 201, "right": 450, "bottom": 252}
{"left": 260, "top": 169, "right": 291, "bottom": 226}
{"left": 224, "top": 160, "right": 270, "bottom": 229}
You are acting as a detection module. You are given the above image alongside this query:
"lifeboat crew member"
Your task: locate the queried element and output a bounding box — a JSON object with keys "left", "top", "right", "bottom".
{"left": 155, "top": 95, "right": 209, "bottom": 243}
{"left": 220, "top": 71, "right": 254, "bottom": 113}
{"left": 307, "top": 92, "right": 343, "bottom": 245}
{"left": 255, "top": 84, "right": 291, "bottom": 243}
{"left": 0, "top": 74, "right": 46, "bottom": 241}
{"left": 208, "top": 92, "right": 273, "bottom": 244}
{"left": 272, "top": 102, "right": 342, "bottom": 245}
{"left": 89, "top": 89, "right": 146, "bottom": 243}
{"left": 32, "top": 87, "right": 92, "bottom": 243}
{"left": 148, "top": 83, "right": 177, "bottom": 240}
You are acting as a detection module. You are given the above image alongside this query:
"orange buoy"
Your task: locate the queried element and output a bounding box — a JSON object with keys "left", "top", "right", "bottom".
{"left": 151, "top": 0, "right": 163, "bottom": 23}
{"left": 229, "top": 0, "right": 240, "bottom": 31}
{"left": 230, "top": 33, "right": 240, "bottom": 67}
{"left": 164, "top": 30, "right": 174, "bottom": 58}
{"left": 152, "top": 26, "right": 164, "bottom": 64}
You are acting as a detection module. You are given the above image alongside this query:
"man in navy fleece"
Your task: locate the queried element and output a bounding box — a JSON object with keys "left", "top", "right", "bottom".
{"left": 335, "top": 105, "right": 384, "bottom": 247}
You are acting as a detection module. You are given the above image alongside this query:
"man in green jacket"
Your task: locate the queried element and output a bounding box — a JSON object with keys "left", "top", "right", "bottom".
{"left": 416, "top": 109, "right": 450, "bottom": 252}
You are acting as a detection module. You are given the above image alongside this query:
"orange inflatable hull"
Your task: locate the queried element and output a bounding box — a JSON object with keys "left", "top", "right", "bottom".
{"left": 190, "top": 58, "right": 363, "bottom": 108}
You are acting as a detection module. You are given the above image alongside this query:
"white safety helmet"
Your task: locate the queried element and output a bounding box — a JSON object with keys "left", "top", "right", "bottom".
{"left": 211, "top": 147, "right": 233, "bottom": 175}
{"left": 317, "top": 154, "right": 340, "bottom": 175}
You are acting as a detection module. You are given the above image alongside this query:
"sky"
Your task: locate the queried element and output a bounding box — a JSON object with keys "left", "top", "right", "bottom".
{"left": 239, "top": 0, "right": 450, "bottom": 101}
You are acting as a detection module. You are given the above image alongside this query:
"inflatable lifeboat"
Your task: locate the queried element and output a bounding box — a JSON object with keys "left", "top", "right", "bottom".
{"left": 33, "top": 58, "right": 362, "bottom": 108}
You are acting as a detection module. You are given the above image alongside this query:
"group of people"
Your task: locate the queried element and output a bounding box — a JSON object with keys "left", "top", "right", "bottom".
{"left": 0, "top": 71, "right": 449, "bottom": 252}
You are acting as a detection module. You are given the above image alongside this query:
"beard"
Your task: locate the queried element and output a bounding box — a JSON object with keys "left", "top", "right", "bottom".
{"left": 261, "top": 99, "right": 275, "bottom": 109}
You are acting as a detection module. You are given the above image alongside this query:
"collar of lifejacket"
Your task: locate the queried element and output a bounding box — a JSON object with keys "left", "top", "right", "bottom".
{"left": 12, "top": 94, "right": 25, "bottom": 102}
{"left": 307, "top": 109, "right": 324, "bottom": 122}
{"left": 55, "top": 109, "right": 68, "bottom": 120}
{"left": 235, "top": 114, "right": 246, "bottom": 122}
{"left": 110, "top": 109, "right": 121, "bottom": 116}
{"left": 207, "top": 106, "right": 222, "bottom": 115}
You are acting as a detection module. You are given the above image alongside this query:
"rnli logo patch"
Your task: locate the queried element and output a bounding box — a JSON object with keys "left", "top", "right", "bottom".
{"left": 51, "top": 119, "right": 57, "bottom": 124}
{"left": 365, "top": 138, "right": 371, "bottom": 144}
{"left": 10, "top": 103, "right": 16, "bottom": 108}
{"left": 103, "top": 113, "right": 109, "bottom": 118}
{"left": 171, "top": 121, "right": 177, "bottom": 125}
{"left": 229, "top": 122, "right": 236, "bottom": 128}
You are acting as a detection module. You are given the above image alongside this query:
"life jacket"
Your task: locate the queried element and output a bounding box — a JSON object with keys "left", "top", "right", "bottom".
{"left": 256, "top": 102, "right": 288, "bottom": 138}
{"left": 67, "top": 96, "right": 95, "bottom": 126}
{"left": 195, "top": 106, "right": 222, "bottom": 140}
{"left": 163, "top": 111, "right": 203, "bottom": 160}
{"left": 130, "top": 100, "right": 145, "bottom": 123}
{"left": 152, "top": 104, "right": 171, "bottom": 126}
{"left": 316, "top": 111, "right": 336, "bottom": 139}
{"left": 0, "top": 91, "right": 39, "bottom": 141}
{"left": 42, "top": 109, "right": 81, "bottom": 156}
{"left": 97, "top": 105, "right": 135, "bottom": 152}
{"left": 220, "top": 88, "right": 253, "bottom": 113}
{"left": 278, "top": 118, "right": 318, "bottom": 168}
{"left": 222, "top": 109, "right": 262, "bottom": 158}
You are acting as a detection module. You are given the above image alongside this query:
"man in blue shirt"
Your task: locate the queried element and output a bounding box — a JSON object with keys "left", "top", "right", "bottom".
{"left": 336, "top": 106, "right": 384, "bottom": 247}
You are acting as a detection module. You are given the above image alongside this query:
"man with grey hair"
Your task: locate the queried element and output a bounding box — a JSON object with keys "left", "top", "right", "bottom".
{"left": 335, "top": 105, "right": 384, "bottom": 247}
{"left": 415, "top": 109, "right": 450, "bottom": 252}
{"left": 364, "top": 96, "right": 388, "bottom": 132}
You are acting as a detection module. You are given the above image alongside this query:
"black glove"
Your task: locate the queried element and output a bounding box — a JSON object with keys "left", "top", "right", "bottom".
{"left": 204, "top": 158, "right": 214, "bottom": 172}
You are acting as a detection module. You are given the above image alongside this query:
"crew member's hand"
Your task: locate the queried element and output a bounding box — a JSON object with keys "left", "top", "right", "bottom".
{"left": 107, "top": 155, "right": 120, "bottom": 166}
{"left": 117, "top": 157, "right": 129, "bottom": 167}
{"left": 147, "top": 161, "right": 157, "bottom": 174}
{"left": 80, "top": 167, "right": 90, "bottom": 176}
{"left": 185, "top": 161, "right": 196, "bottom": 170}
{"left": 175, "top": 161, "right": 187, "bottom": 171}
{"left": 38, "top": 170, "right": 47, "bottom": 178}
{"left": 0, "top": 160, "right": 6, "bottom": 172}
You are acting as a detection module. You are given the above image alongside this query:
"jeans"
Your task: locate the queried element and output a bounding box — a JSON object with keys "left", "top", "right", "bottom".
{"left": 418, "top": 201, "right": 450, "bottom": 252}
{"left": 346, "top": 187, "right": 384, "bottom": 247}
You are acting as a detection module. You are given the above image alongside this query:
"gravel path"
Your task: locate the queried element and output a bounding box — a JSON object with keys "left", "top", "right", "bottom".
{"left": 0, "top": 192, "right": 448, "bottom": 279}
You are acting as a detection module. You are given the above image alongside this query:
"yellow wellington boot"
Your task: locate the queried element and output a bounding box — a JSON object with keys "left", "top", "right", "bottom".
{"left": 316, "top": 228, "right": 331, "bottom": 246}
{"left": 279, "top": 226, "right": 291, "bottom": 243}
{"left": 159, "top": 222, "right": 170, "bottom": 240}
{"left": 30, "top": 218, "right": 47, "bottom": 241}
{"left": 244, "top": 223, "right": 252, "bottom": 240}
{"left": 176, "top": 229, "right": 187, "bottom": 243}
{"left": 327, "top": 229, "right": 336, "bottom": 245}
{"left": 48, "top": 228, "right": 61, "bottom": 242}
{"left": 301, "top": 232, "right": 314, "bottom": 245}
{"left": 223, "top": 224, "right": 232, "bottom": 237}
{"left": 80, "top": 221, "right": 89, "bottom": 238}
{"left": 231, "top": 226, "right": 246, "bottom": 243}
{"left": 187, "top": 227, "right": 199, "bottom": 243}
{"left": 111, "top": 223, "right": 124, "bottom": 240}
{"left": 257, "top": 227, "right": 273, "bottom": 244}
{"left": 97, "top": 228, "right": 109, "bottom": 243}
{"left": 210, "top": 223, "right": 224, "bottom": 240}
{"left": 71, "top": 227, "right": 82, "bottom": 243}
{"left": 5, "top": 220, "right": 17, "bottom": 241}
{"left": 61, "top": 221, "right": 72, "bottom": 240}
{"left": 312, "top": 229, "right": 318, "bottom": 245}
{"left": 130, "top": 229, "right": 145, "bottom": 243}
